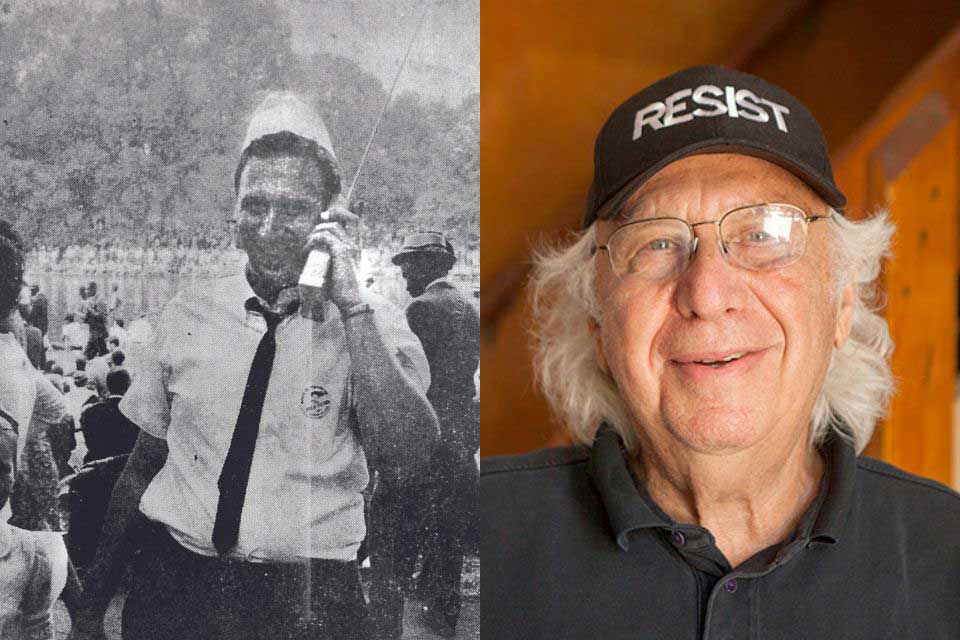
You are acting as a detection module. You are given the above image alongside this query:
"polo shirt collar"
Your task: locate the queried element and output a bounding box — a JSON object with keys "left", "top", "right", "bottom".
{"left": 807, "top": 431, "right": 856, "bottom": 544}
{"left": 589, "top": 423, "right": 856, "bottom": 552}
{"left": 589, "top": 425, "right": 668, "bottom": 550}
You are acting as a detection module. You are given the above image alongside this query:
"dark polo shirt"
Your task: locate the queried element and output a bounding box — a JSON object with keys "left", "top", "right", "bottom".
{"left": 482, "top": 426, "right": 960, "bottom": 639}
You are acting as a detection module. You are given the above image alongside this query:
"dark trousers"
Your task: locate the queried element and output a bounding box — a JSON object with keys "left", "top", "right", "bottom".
{"left": 68, "top": 455, "right": 129, "bottom": 568}
{"left": 122, "top": 523, "right": 371, "bottom": 640}
{"left": 369, "top": 448, "right": 476, "bottom": 637}
{"left": 418, "top": 454, "right": 477, "bottom": 628}
{"left": 368, "top": 486, "right": 414, "bottom": 640}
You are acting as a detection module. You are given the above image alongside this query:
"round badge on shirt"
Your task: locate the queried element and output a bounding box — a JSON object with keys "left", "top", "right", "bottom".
{"left": 301, "top": 385, "right": 331, "bottom": 419}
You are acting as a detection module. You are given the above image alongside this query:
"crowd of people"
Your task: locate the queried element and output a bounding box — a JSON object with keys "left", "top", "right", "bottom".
{"left": 26, "top": 240, "right": 246, "bottom": 278}
{"left": 25, "top": 241, "right": 480, "bottom": 296}
{"left": 0, "top": 220, "right": 151, "bottom": 637}
{"left": 1, "top": 92, "right": 480, "bottom": 640}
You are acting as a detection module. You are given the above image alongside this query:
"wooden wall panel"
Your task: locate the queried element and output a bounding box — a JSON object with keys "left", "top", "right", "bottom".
{"left": 862, "top": 114, "right": 957, "bottom": 483}
{"left": 830, "top": 28, "right": 960, "bottom": 484}
{"left": 743, "top": 0, "right": 960, "bottom": 151}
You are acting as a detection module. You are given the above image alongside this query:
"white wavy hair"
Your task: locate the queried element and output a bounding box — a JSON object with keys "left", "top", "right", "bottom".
{"left": 530, "top": 209, "right": 895, "bottom": 454}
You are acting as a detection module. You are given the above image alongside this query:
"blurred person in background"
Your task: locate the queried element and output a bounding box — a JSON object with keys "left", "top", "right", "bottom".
{"left": 28, "top": 284, "right": 49, "bottom": 338}
{"left": 83, "top": 282, "right": 108, "bottom": 358}
{"left": 107, "top": 284, "right": 122, "bottom": 323}
{"left": 79, "top": 368, "right": 138, "bottom": 464}
{"left": 126, "top": 313, "right": 153, "bottom": 346}
{"left": 69, "top": 367, "right": 138, "bottom": 570}
{"left": 372, "top": 231, "right": 479, "bottom": 639}
{"left": 61, "top": 314, "right": 87, "bottom": 351}
{"left": 0, "top": 233, "right": 45, "bottom": 370}
{"left": 108, "top": 319, "right": 129, "bottom": 347}
{"left": 0, "top": 405, "right": 69, "bottom": 640}
{"left": 0, "top": 219, "right": 82, "bottom": 622}
{"left": 75, "top": 286, "right": 89, "bottom": 319}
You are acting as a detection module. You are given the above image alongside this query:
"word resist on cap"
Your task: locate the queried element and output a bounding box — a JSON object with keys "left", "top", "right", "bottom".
{"left": 633, "top": 85, "right": 791, "bottom": 139}
{"left": 582, "top": 65, "right": 847, "bottom": 228}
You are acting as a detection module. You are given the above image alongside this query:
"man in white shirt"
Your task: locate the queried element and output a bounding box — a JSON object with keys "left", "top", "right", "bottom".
{"left": 60, "top": 314, "right": 87, "bottom": 351}
{"left": 84, "top": 353, "right": 110, "bottom": 398}
{"left": 0, "top": 413, "right": 68, "bottom": 640}
{"left": 108, "top": 319, "right": 129, "bottom": 347}
{"left": 107, "top": 284, "right": 122, "bottom": 322}
{"left": 74, "top": 92, "right": 439, "bottom": 640}
{"left": 125, "top": 314, "right": 153, "bottom": 345}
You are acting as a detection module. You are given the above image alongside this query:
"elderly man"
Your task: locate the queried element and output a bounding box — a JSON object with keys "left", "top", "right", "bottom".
{"left": 482, "top": 65, "right": 960, "bottom": 639}
{"left": 73, "top": 92, "right": 438, "bottom": 640}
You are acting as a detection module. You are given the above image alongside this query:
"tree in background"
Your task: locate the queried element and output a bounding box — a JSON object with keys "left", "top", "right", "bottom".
{"left": 0, "top": 0, "right": 479, "bottom": 251}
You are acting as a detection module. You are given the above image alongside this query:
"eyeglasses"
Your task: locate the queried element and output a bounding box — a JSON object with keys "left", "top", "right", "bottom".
{"left": 594, "top": 203, "right": 832, "bottom": 280}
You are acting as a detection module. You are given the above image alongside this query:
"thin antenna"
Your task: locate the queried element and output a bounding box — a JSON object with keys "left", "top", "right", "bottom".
{"left": 345, "top": 0, "right": 430, "bottom": 202}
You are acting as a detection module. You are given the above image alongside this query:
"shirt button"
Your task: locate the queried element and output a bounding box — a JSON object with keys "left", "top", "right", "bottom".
{"left": 671, "top": 531, "right": 685, "bottom": 546}
{"left": 724, "top": 579, "right": 738, "bottom": 594}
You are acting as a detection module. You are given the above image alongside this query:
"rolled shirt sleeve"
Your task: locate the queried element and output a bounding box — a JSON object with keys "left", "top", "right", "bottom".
{"left": 25, "top": 373, "right": 69, "bottom": 467}
{"left": 119, "top": 306, "right": 173, "bottom": 439}
{"left": 20, "top": 531, "right": 67, "bottom": 640}
{"left": 367, "top": 292, "right": 431, "bottom": 393}
{"left": 31, "top": 375, "right": 67, "bottom": 427}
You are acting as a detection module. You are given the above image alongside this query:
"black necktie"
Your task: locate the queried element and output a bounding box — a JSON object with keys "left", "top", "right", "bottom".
{"left": 212, "top": 304, "right": 283, "bottom": 554}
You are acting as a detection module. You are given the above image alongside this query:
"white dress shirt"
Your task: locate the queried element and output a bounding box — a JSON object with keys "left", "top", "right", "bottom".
{"left": 122, "top": 273, "right": 430, "bottom": 561}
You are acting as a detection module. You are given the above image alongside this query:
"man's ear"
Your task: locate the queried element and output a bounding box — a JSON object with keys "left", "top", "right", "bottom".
{"left": 834, "top": 281, "right": 856, "bottom": 349}
{"left": 589, "top": 316, "right": 610, "bottom": 375}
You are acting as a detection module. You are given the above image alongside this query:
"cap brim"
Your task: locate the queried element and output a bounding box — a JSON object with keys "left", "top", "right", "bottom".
{"left": 591, "top": 139, "right": 847, "bottom": 225}
{"left": 391, "top": 247, "right": 454, "bottom": 265}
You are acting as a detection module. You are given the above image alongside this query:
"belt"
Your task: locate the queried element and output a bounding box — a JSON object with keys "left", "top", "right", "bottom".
{"left": 149, "top": 521, "right": 354, "bottom": 574}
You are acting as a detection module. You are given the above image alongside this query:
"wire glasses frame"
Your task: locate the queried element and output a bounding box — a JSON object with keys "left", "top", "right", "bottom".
{"left": 594, "top": 203, "right": 833, "bottom": 280}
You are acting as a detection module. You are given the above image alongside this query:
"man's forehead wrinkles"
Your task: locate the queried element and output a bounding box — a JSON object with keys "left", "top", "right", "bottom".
{"left": 239, "top": 177, "right": 326, "bottom": 207}
{"left": 240, "top": 156, "right": 327, "bottom": 195}
{"left": 619, "top": 185, "right": 811, "bottom": 222}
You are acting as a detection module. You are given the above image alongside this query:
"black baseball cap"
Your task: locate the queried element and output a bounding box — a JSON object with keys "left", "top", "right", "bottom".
{"left": 583, "top": 65, "right": 846, "bottom": 228}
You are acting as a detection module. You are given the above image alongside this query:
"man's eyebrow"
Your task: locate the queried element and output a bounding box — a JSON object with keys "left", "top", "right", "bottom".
{"left": 239, "top": 193, "right": 317, "bottom": 207}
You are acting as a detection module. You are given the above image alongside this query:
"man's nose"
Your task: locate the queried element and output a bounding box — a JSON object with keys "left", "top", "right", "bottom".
{"left": 674, "top": 226, "right": 746, "bottom": 320}
{"left": 258, "top": 206, "right": 276, "bottom": 236}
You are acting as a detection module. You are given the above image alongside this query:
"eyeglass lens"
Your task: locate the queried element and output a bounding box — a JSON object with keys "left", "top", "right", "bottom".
{"left": 606, "top": 204, "right": 809, "bottom": 279}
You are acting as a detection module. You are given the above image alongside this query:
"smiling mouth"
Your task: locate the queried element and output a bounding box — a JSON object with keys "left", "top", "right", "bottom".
{"left": 692, "top": 352, "right": 748, "bottom": 367}
{"left": 671, "top": 348, "right": 768, "bottom": 371}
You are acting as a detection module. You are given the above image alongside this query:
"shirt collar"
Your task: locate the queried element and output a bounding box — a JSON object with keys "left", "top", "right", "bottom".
{"left": 243, "top": 291, "right": 301, "bottom": 319}
{"left": 0, "top": 518, "right": 10, "bottom": 559}
{"left": 423, "top": 277, "right": 454, "bottom": 293}
{"left": 589, "top": 423, "right": 855, "bottom": 552}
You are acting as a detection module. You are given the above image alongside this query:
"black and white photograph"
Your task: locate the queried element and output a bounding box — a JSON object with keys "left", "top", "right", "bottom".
{"left": 0, "top": 1, "right": 478, "bottom": 638}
